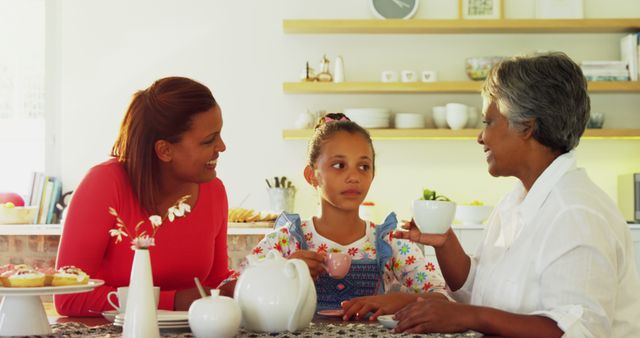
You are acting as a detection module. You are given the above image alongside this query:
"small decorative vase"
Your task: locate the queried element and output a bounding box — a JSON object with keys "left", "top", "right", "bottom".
{"left": 123, "top": 249, "right": 160, "bottom": 338}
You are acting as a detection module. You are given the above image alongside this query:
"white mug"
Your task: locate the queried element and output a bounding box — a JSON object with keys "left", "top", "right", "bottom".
{"left": 401, "top": 70, "right": 417, "bottom": 82}
{"left": 421, "top": 70, "right": 438, "bottom": 82}
{"left": 381, "top": 70, "right": 398, "bottom": 82}
{"left": 107, "top": 286, "right": 160, "bottom": 313}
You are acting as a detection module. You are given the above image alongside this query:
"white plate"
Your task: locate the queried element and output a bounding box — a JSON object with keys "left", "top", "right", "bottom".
{"left": 115, "top": 310, "right": 189, "bottom": 323}
{"left": 0, "top": 279, "right": 104, "bottom": 296}
{"left": 377, "top": 314, "right": 398, "bottom": 329}
{"left": 113, "top": 321, "right": 189, "bottom": 329}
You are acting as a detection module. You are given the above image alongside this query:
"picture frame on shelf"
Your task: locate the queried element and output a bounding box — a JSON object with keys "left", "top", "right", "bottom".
{"left": 535, "top": 0, "right": 583, "bottom": 19}
{"left": 459, "top": 0, "right": 504, "bottom": 20}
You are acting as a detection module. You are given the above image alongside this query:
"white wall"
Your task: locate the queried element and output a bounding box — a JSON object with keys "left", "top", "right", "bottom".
{"left": 53, "top": 0, "right": 640, "bottom": 222}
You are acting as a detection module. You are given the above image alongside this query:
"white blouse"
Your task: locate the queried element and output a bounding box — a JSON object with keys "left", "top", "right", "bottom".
{"left": 453, "top": 151, "right": 640, "bottom": 337}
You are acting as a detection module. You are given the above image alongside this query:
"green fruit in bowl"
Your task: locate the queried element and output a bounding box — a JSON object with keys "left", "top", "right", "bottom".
{"left": 420, "top": 188, "right": 451, "bottom": 202}
{"left": 3, "top": 202, "right": 15, "bottom": 208}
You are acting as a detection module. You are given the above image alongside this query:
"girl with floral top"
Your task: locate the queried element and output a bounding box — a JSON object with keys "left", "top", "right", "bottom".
{"left": 220, "top": 113, "right": 448, "bottom": 321}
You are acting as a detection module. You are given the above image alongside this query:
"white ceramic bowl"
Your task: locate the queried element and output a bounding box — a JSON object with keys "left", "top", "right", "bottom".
{"left": 455, "top": 205, "right": 493, "bottom": 225}
{"left": 432, "top": 106, "right": 447, "bottom": 129}
{"left": 466, "top": 107, "right": 479, "bottom": 128}
{"left": 394, "top": 113, "right": 425, "bottom": 129}
{"left": 0, "top": 206, "right": 38, "bottom": 224}
{"left": 446, "top": 103, "right": 468, "bottom": 130}
{"left": 412, "top": 200, "right": 456, "bottom": 234}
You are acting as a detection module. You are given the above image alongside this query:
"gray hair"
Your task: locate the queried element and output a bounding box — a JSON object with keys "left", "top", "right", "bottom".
{"left": 482, "top": 52, "right": 590, "bottom": 153}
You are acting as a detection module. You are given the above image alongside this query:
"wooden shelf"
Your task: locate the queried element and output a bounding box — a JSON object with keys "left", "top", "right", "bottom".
{"left": 0, "top": 224, "right": 62, "bottom": 235}
{"left": 0, "top": 223, "right": 273, "bottom": 236}
{"left": 227, "top": 227, "right": 272, "bottom": 235}
{"left": 283, "top": 81, "right": 640, "bottom": 94}
{"left": 283, "top": 19, "right": 640, "bottom": 34}
{"left": 283, "top": 129, "right": 640, "bottom": 140}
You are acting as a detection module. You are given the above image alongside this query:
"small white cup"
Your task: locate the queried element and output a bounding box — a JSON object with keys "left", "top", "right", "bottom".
{"left": 401, "top": 70, "right": 417, "bottom": 82}
{"left": 381, "top": 70, "right": 398, "bottom": 82}
{"left": 421, "top": 70, "right": 438, "bottom": 82}
{"left": 107, "top": 286, "right": 160, "bottom": 313}
{"left": 432, "top": 106, "right": 447, "bottom": 129}
{"left": 445, "top": 103, "right": 468, "bottom": 130}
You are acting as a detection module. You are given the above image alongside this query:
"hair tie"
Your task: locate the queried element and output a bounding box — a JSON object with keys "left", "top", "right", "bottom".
{"left": 324, "top": 116, "right": 349, "bottom": 123}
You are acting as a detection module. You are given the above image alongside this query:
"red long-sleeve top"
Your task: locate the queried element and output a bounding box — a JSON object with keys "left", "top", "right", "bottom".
{"left": 54, "top": 159, "right": 232, "bottom": 316}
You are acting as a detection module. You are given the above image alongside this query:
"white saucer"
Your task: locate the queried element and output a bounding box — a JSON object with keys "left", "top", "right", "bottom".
{"left": 113, "top": 310, "right": 189, "bottom": 328}
{"left": 113, "top": 321, "right": 189, "bottom": 329}
{"left": 377, "top": 314, "right": 398, "bottom": 329}
{"left": 102, "top": 310, "right": 117, "bottom": 323}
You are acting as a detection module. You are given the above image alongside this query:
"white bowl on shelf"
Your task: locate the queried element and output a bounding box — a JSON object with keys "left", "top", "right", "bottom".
{"left": 0, "top": 206, "right": 38, "bottom": 224}
{"left": 432, "top": 106, "right": 447, "bottom": 129}
{"left": 455, "top": 205, "right": 493, "bottom": 225}
{"left": 343, "top": 108, "right": 391, "bottom": 128}
{"left": 395, "top": 113, "right": 425, "bottom": 129}
{"left": 445, "top": 103, "right": 468, "bottom": 130}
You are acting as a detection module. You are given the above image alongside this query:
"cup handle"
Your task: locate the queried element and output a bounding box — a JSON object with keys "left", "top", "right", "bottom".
{"left": 107, "top": 291, "right": 120, "bottom": 312}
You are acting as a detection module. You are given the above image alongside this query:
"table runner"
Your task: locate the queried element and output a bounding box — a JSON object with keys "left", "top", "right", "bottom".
{"left": 27, "top": 322, "right": 479, "bottom": 338}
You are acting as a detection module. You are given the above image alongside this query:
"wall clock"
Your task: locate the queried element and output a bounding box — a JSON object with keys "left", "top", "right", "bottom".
{"left": 370, "top": 0, "right": 419, "bottom": 20}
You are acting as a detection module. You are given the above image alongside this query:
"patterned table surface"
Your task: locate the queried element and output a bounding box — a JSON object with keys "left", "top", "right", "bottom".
{"left": 23, "top": 321, "right": 481, "bottom": 338}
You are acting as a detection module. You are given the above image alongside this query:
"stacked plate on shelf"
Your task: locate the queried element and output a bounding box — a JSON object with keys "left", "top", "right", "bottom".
{"left": 343, "top": 108, "right": 390, "bottom": 128}
{"left": 114, "top": 310, "right": 189, "bottom": 329}
{"left": 394, "top": 113, "right": 425, "bottom": 129}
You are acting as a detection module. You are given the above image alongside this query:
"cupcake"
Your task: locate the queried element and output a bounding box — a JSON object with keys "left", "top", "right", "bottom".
{"left": 0, "top": 264, "right": 15, "bottom": 275}
{"left": 0, "top": 264, "right": 15, "bottom": 286}
{"left": 1, "top": 267, "right": 45, "bottom": 287}
{"left": 51, "top": 266, "right": 89, "bottom": 286}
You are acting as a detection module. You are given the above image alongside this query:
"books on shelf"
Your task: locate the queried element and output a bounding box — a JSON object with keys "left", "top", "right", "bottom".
{"left": 581, "top": 60, "right": 630, "bottom": 81}
{"left": 27, "top": 172, "right": 62, "bottom": 224}
{"left": 619, "top": 33, "right": 639, "bottom": 81}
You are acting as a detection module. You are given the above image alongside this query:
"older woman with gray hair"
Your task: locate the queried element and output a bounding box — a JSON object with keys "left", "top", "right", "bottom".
{"left": 393, "top": 52, "right": 640, "bottom": 337}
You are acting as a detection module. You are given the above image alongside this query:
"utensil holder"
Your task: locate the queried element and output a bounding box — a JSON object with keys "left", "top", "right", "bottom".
{"left": 267, "top": 188, "right": 295, "bottom": 213}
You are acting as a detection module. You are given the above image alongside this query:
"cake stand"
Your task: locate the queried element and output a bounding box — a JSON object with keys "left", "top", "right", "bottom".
{"left": 0, "top": 279, "right": 104, "bottom": 336}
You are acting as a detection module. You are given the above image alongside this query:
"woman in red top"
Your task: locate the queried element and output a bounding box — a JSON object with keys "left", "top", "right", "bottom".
{"left": 55, "top": 77, "right": 232, "bottom": 316}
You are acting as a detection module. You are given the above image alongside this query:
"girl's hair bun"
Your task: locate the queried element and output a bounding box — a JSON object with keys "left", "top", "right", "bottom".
{"left": 314, "top": 112, "right": 351, "bottom": 129}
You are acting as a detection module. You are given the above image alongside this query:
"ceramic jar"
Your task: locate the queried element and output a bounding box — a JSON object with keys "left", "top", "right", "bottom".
{"left": 234, "top": 250, "right": 316, "bottom": 333}
{"left": 188, "top": 289, "right": 241, "bottom": 338}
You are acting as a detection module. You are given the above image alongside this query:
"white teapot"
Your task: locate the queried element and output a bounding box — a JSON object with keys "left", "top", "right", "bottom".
{"left": 234, "top": 250, "right": 316, "bottom": 333}
{"left": 188, "top": 289, "right": 241, "bottom": 338}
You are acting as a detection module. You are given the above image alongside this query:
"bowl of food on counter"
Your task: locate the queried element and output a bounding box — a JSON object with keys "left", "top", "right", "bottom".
{"left": 455, "top": 200, "right": 493, "bottom": 225}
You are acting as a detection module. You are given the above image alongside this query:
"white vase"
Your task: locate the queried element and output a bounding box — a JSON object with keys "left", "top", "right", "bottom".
{"left": 123, "top": 249, "right": 160, "bottom": 338}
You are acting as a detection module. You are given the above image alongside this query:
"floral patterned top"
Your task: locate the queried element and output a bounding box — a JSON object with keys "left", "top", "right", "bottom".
{"left": 223, "top": 213, "right": 447, "bottom": 296}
